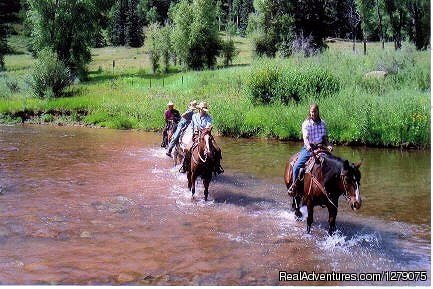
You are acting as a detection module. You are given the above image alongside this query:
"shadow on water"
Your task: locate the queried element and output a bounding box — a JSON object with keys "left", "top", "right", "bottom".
{"left": 212, "top": 189, "right": 278, "bottom": 209}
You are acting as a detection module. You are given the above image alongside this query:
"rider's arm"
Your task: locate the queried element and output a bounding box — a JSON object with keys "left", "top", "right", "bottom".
{"left": 301, "top": 120, "right": 312, "bottom": 151}
{"left": 321, "top": 121, "right": 333, "bottom": 151}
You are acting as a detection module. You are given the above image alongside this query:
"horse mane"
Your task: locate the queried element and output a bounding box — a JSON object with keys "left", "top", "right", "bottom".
{"left": 320, "top": 154, "right": 346, "bottom": 184}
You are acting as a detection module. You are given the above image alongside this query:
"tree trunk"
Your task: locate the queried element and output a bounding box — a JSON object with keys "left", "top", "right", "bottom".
{"left": 376, "top": 0, "right": 384, "bottom": 49}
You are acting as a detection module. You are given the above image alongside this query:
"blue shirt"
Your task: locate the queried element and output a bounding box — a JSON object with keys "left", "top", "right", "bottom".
{"left": 191, "top": 113, "right": 212, "bottom": 132}
{"left": 182, "top": 108, "right": 195, "bottom": 122}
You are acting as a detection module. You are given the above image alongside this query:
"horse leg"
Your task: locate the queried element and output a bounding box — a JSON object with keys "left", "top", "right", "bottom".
{"left": 190, "top": 172, "right": 196, "bottom": 199}
{"left": 293, "top": 195, "right": 303, "bottom": 220}
{"left": 203, "top": 176, "right": 211, "bottom": 201}
{"left": 306, "top": 201, "right": 314, "bottom": 234}
{"left": 327, "top": 204, "right": 338, "bottom": 235}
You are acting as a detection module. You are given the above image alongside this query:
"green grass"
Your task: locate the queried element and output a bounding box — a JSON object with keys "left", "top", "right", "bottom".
{"left": 0, "top": 35, "right": 430, "bottom": 148}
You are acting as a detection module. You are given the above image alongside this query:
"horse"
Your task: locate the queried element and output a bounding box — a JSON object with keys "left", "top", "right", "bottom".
{"left": 284, "top": 149, "right": 362, "bottom": 235}
{"left": 161, "top": 120, "right": 178, "bottom": 148}
{"left": 187, "top": 127, "right": 221, "bottom": 201}
{"left": 173, "top": 124, "right": 190, "bottom": 167}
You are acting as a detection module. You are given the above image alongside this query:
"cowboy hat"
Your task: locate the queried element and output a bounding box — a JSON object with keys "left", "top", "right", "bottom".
{"left": 197, "top": 101, "right": 209, "bottom": 112}
{"left": 189, "top": 100, "right": 197, "bottom": 110}
{"left": 167, "top": 101, "right": 174, "bottom": 106}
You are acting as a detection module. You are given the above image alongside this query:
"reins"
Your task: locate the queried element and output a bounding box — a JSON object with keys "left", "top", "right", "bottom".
{"left": 305, "top": 157, "right": 351, "bottom": 210}
{"left": 191, "top": 132, "right": 211, "bottom": 165}
{"left": 306, "top": 172, "right": 339, "bottom": 209}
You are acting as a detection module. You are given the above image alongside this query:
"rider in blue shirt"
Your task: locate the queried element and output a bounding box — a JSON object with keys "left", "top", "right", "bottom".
{"left": 180, "top": 102, "right": 223, "bottom": 175}
{"left": 166, "top": 100, "right": 197, "bottom": 157}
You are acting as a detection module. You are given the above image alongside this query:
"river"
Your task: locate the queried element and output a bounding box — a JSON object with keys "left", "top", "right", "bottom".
{"left": 0, "top": 125, "right": 430, "bottom": 285}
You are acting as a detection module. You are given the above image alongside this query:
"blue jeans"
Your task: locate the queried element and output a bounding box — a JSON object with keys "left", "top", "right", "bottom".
{"left": 168, "top": 118, "right": 188, "bottom": 152}
{"left": 293, "top": 147, "right": 311, "bottom": 181}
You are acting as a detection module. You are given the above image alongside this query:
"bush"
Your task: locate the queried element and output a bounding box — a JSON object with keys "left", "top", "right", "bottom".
{"left": 253, "top": 33, "right": 278, "bottom": 57}
{"left": 220, "top": 38, "right": 238, "bottom": 67}
{"left": 246, "top": 60, "right": 340, "bottom": 104}
{"left": 31, "top": 49, "right": 71, "bottom": 98}
{"left": 245, "top": 59, "right": 281, "bottom": 104}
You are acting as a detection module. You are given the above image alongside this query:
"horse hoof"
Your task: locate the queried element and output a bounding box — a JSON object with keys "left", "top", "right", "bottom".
{"left": 306, "top": 226, "right": 311, "bottom": 234}
{"left": 295, "top": 211, "right": 303, "bottom": 219}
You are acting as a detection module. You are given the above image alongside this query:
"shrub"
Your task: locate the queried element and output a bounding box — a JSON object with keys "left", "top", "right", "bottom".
{"left": 220, "top": 38, "right": 238, "bottom": 67}
{"left": 246, "top": 60, "right": 340, "bottom": 104}
{"left": 300, "top": 65, "right": 340, "bottom": 98}
{"left": 245, "top": 59, "right": 281, "bottom": 104}
{"left": 31, "top": 49, "right": 71, "bottom": 98}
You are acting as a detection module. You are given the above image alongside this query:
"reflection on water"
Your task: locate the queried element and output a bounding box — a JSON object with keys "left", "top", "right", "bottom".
{"left": 0, "top": 125, "right": 430, "bottom": 285}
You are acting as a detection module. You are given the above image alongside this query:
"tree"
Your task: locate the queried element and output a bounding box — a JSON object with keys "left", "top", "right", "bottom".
{"left": 375, "top": 0, "right": 385, "bottom": 49}
{"left": 247, "top": 0, "right": 294, "bottom": 57}
{"left": 109, "top": 0, "right": 128, "bottom": 45}
{"left": 126, "top": 0, "right": 144, "bottom": 47}
{"left": 145, "top": 22, "right": 161, "bottom": 73}
{"left": 28, "top": 0, "right": 98, "bottom": 78}
{"left": 138, "top": 0, "right": 173, "bottom": 25}
{"left": 345, "top": 1, "right": 361, "bottom": 52}
{"left": 406, "top": 0, "right": 430, "bottom": 50}
{"left": 171, "top": 0, "right": 221, "bottom": 70}
{"left": 156, "top": 24, "right": 171, "bottom": 72}
{"left": 383, "top": 0, "right": 407, "bottom": 50}
{"left": 170, "top": 0, "right": 192, "bottom": 69}
{"left": 0, "top": 0, "right": 9, "bottom": 71}
{"left": 356, "top": 0, "right": 376, "bottom": 55}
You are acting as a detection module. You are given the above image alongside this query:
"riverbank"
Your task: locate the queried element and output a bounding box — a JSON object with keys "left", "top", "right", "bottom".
{"left": 0, "top": 36, "right": 430, "bottom": 148}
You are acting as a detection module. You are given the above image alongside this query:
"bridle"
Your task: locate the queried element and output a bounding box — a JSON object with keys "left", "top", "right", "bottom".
{"left": 340, "top": 172, "right": 360, "bottom": 204}
{"left": 191, "top": 130, "right": 212, "bottom": 165}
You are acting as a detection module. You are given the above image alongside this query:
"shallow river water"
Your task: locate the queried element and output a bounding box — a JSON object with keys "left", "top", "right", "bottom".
{"left": 0, "top": 125, "right": 430, "bottom": 285}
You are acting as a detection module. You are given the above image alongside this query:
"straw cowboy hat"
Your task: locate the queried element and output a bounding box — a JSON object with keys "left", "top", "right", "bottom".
{"left": 167, "top": 101, "right": 174, "bottom": 106}
{"left": 189, "top": 100, "right": 198, "bottom": 110}
{"left": 197, "top": 101, "right": 209, "bottom": 112}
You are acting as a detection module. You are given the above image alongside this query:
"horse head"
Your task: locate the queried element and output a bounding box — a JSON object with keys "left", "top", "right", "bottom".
{"left": 198, "top": 126, "right": 214, "bottom": 160}
{"left": 340, "top": 160, "right": 362, "bottom": 211}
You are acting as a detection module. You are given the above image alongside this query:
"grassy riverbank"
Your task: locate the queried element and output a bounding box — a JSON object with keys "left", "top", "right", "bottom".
{"left": 0, "top": 35, "right": 430, "bottom": 148}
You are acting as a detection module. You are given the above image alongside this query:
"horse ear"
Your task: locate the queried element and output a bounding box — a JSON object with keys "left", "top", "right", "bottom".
{"left": 354, "top": 161, "right": 362, "bottom": 169}
{"left": 343, "top": 160, "right": 349, "bottom": 169}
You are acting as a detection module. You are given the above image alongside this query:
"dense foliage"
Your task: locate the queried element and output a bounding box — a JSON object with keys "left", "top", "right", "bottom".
{"left": 31, "top": 49, "right": 71, "bottom": 98}
{"left": 27, "top": 0, "right": 98, "bottom": 78}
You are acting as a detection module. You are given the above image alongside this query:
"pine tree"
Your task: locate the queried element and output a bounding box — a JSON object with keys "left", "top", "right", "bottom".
{"left": 110, "top": 0, "right": 128, "bottom": 45}
{"left": 126, "top": 0, "right": 144, "bottom": 47}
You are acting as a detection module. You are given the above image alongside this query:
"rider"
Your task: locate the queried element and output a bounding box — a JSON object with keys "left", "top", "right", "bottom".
{"left": 288, "top": 103, "right": 333, "bottom": 196}
{"left": 166, "top": 100, "right": 197, "bottom": 157}
{"left": 161, "top": 101, "right": 181, "bottom": 148}
{"left": 180, "top": 102, "right": 224, "bottom": 175}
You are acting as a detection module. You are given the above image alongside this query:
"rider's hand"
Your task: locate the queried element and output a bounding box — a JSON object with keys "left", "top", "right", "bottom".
{"left": 327, "top": 145, "right": 333, "bottom": 152}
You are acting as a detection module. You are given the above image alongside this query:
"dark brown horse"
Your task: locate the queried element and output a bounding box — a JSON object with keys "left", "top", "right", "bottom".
{"left": 161, "top": 120, "right": 178, "bottom": 148}
{"left": 284, "top": 150, "right": 362, "bottom": 235}
{"left": 187, "top": 127, "right": 220, "bottom": 201}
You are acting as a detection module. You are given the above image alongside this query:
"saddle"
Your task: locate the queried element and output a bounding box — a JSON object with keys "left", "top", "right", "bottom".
{"left": 290, "top": 149, "right": 330, "bottom": 180}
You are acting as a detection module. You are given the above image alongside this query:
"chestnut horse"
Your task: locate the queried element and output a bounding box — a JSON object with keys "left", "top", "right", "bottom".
{"left": 187, "top": 127, "right": 220, "bottom": 201}
{"left": 284, "top": 150, "right": 362, "bottom": 235}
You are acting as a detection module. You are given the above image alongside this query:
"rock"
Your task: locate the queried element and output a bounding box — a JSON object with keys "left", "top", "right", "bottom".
{"left": 117, "top": 273, "right": 137, "bottom": 283}
{"left": 364, "top": 70, "right": 388, "bottom": 79}
{"left": 80, "top": 231, "right": 92, "bottom": 238}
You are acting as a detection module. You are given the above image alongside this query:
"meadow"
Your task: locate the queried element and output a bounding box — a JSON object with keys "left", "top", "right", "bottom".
{"left": 0, "top": 34, "right": 430, "bottom": 148}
